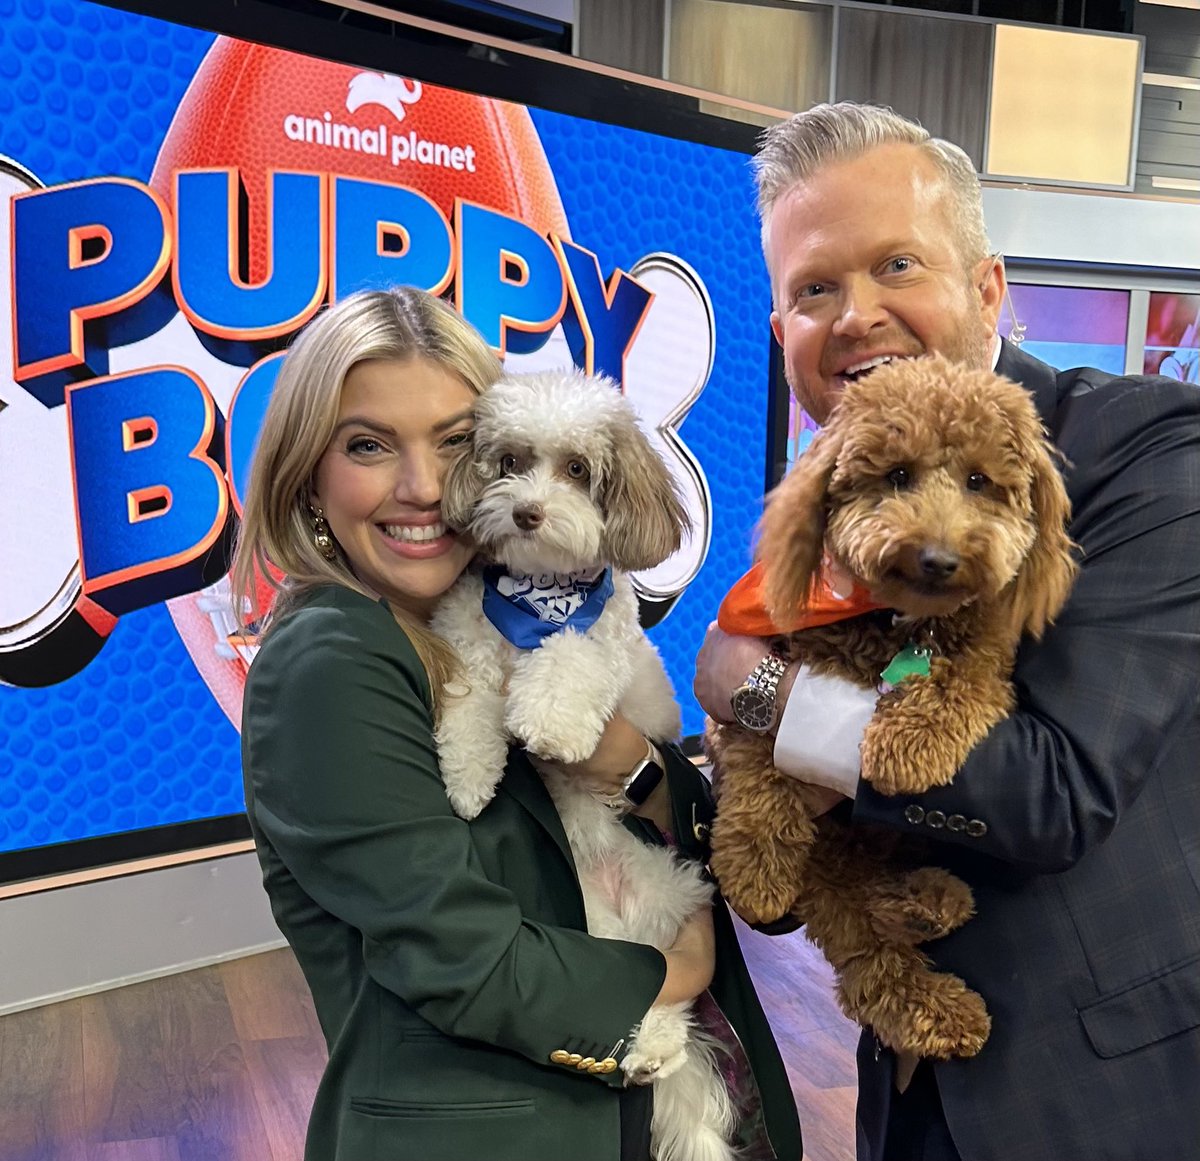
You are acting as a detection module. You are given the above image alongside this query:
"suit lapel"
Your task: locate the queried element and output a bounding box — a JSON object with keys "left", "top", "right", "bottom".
{"left": 997, "top": 338, "right": 1060, "bottom": 428}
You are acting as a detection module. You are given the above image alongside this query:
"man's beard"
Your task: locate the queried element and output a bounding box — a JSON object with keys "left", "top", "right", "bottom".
{"left": 938, "top": 310, "right": 995, "bottom": 372}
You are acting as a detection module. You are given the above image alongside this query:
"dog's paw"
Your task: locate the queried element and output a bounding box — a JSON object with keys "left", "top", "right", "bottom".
{"left": 875, "top": 978, "right": 992, "bottom": 1062}
{"left": 520, "top": 725, "right": 602, "bottom": 765}
{"left": 858, "top": 740, "right": 938, "bottom": 797}
{"left": 722, "top": 891, "right": 798, "bottom": 930}
{"left": 709, "top": 836, "right": 808, "bottom": 928}
{"left": 866, "top": 869, "right": 975, "bottom": 944}
{"left": 865, "top": 767, "right": 954, "bottom": 798}
{"left": 621, "top": 1006, "right": 692, "bottom": 1084}
{"left": 620, "top": 1044, "right": 689, "bottom": 1085}
{"left": 445, "top": 782, "right": 496, "bottom": 821}
{"left": 913, "top": 985, "right": 991, "bottom": 1061}
{"left": 508, "top": 701, "right": 604, "bottom": 764}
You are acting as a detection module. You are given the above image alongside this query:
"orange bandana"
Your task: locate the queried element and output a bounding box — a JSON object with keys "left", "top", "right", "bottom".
{"left": 718, "top": 558, "right": 881, "bottom": 636}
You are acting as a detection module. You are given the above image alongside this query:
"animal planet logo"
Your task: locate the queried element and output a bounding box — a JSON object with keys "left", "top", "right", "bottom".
{"left": 347, "top": 72, "right": 423, "bottom": 121}
{"left": 282, "top": 71, "right": 479, "bottom": 174}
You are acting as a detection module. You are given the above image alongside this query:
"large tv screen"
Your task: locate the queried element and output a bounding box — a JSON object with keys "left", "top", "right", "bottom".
{"left": 0, "top": 0, "right": 775, "bottom": 881}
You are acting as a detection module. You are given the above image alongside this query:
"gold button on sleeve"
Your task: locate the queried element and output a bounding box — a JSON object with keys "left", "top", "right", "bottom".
{"left": 549, "top": 1050, "right": 571, "bottom": 1065}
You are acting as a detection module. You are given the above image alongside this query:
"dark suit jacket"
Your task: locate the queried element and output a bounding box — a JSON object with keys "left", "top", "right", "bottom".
{"left": 242, "top": 584, "right": 801, "bottom": 1161}
{"left": 852, "top": 342, "right": 1200, "bottom": 1160}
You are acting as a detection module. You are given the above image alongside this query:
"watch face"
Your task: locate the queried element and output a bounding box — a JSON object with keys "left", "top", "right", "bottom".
{"left": 732, "top": 686, "right": 775, "bottom": 731}
{"left": 623, "top": 759, "right": 664, "bottom": 807}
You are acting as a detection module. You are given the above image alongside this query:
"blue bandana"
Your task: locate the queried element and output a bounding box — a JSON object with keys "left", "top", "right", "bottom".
{"left": 481, "top": 565, "right": 614, "bottom": 649}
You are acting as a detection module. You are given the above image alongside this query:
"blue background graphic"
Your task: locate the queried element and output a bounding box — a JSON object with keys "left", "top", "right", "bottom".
{"left": 0, "top": 0, "right": 773, "bottom": 856}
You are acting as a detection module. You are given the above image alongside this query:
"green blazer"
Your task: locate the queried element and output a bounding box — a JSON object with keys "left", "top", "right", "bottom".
{"left": 242, "top": 584, "right": 801, "bottom": 1161}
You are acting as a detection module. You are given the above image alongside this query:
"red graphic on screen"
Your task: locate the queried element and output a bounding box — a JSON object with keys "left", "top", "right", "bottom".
{"left": 149, "top": 39, "right": 570, "bottom": 278}
{"left": 150, "top": 37, "right": 570, "bottom": 728}
{"left": 1144, "top": 292, "right": 1200, "bottom": 382}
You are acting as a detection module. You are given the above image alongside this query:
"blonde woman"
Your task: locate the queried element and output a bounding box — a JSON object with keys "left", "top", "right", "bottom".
{"left": 233, "top": 287, "right": 800, "bottom": 1161}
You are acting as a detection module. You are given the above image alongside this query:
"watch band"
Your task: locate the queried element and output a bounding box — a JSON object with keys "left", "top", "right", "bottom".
{"left": 731, "top": 651, "right": 790, "bottom": 732}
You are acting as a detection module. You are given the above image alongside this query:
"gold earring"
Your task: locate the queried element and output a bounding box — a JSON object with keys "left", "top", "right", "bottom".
{"left": 309, "top": 504, "right": 337, "bottom": 561}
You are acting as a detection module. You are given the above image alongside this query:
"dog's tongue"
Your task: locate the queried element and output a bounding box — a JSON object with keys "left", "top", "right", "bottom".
{"left": 718, "top": 560, "right": 881, "bottom": 636}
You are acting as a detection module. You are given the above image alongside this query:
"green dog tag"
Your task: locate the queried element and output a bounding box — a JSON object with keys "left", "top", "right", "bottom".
{"left": 880, "top": 643, "right": 932, "bottom": 686}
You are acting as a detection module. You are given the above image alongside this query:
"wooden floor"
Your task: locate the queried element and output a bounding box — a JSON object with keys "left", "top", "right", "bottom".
{"left": 0, "top": 920, "right": 857, "bottom": 1161}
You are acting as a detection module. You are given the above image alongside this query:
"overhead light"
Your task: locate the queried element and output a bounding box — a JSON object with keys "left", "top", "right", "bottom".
{"left": 1138, "top": 0, "right": 1200, "bottom": 8}
{"left": 1143, "top": 72, "right": 1200, "bottom": 90}
{"left": 1151, "top": 176, "right": 1200, "bottom": 191}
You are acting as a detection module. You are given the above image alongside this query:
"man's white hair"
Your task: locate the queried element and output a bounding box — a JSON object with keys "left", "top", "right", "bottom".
{"left": 754, "top": 102, "right": 993, "bottom": 273}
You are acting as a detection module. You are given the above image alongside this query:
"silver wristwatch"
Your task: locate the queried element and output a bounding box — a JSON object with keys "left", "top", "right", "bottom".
{"left": 731, "top": 652, "right": 790, "bottom": 732}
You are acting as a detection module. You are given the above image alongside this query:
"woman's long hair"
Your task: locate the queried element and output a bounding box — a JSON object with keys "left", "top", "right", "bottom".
{"left": 230, "top": 287, "right": 502, "bottom": 708}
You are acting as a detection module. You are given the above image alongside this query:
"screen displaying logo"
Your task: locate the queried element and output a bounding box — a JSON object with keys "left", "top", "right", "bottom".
{"left": 0, "top": 1, "right": 772, "bottom": 862}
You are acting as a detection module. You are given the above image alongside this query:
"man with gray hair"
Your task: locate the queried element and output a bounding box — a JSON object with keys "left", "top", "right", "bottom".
{"left": 695, "top": 101, "right": 1200, "bottom": 1160}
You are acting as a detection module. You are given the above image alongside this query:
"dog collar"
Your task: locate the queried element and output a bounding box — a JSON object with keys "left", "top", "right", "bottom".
{"left": 481, "top": 565, "right": 614, "bottom": 648}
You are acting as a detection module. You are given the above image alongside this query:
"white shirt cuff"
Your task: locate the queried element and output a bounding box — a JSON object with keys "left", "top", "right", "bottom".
{"left": 773, "top": 665, "right": 878, "bottom": 798}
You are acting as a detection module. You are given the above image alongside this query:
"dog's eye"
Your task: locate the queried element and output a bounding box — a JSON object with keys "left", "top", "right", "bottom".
{"left": 966, "top": 472, "right": 990, "bottom": 492}
{"left": 566, "top": 460, "right": 590, "bottom": 481}
{"left": 886, "top": 467, "right": 911, "bottom": 489}
{"left": 499, "top": 454, "right": 518, "bottom": 475}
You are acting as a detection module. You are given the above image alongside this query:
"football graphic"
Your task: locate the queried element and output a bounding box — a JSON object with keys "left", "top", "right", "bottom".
{"left": 149, "top": 39, "right": 571, "bottom": 279}
{"left": 146, "top": 38, "right": 575, "bottom": 726}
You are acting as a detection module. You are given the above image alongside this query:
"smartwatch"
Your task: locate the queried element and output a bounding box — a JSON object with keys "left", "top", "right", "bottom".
{"left": 616, "top": 741, "right": 665, "bottom": 810}
{"left": 731, "top": 651, "right": 790, "bottom": 732}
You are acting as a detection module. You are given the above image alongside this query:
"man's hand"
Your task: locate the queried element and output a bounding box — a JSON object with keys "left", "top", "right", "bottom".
{"left": 694, "top": 622, "right": 800, "bottom": 732}
{"left": 802, "top": 784, "right": 850, "bottom": 816}
{"left": 693, "top": 623, "right": 773, "bottom": 723}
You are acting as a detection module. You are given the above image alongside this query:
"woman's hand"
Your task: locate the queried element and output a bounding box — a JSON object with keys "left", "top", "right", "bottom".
{"left": 557, "top": 714, "right": 673, "bottom": 831}
{"left": 654, "top": 907, "right": 716, "bottom": 1006}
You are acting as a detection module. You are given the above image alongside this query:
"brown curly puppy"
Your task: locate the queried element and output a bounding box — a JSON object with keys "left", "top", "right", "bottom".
{"left": 707, "top": 353, "right": 1078, "bottom": 1060}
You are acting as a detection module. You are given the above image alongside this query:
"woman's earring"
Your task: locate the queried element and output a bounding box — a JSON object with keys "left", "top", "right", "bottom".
{"left": 309, "top": 504, "right": 337, "bottom": 561}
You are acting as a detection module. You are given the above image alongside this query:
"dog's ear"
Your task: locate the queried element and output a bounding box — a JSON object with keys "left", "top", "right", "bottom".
{"left": 440, "top": 436, "right": 489, "bottom": 536}
{"left": 759, "top": 428, "right": 842, "bottom": 626}
{"left": 600, "top": 413, "right": 691, "bottom": 572}
{"left": 1007, "top": 433, "right": 1078, "bottom": 640}
{"left": 991, "top": 383, "right": 1078, "bottom": 639}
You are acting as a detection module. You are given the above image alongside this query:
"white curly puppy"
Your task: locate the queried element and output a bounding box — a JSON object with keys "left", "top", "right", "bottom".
{"left": 434, "top": 369, "right": 687, "bottom": 811}
{"left": 432, "top": 369, "right": 736, "bottom": 1161}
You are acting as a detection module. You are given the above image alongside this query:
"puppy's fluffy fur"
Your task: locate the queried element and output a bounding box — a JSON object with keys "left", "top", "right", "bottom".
{"left": 707, "top": 354, "right": 1078, "bottom": 1061}
{"left": 432, "top": 370, "right": 736, "bottom": 1161}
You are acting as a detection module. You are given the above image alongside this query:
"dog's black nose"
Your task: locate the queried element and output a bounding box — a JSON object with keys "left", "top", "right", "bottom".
{"left": 918, "top": 546, "right": 959, "bottom": 579}
{"left": 512, "top": 504, "right": 544, "bottom": 532}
